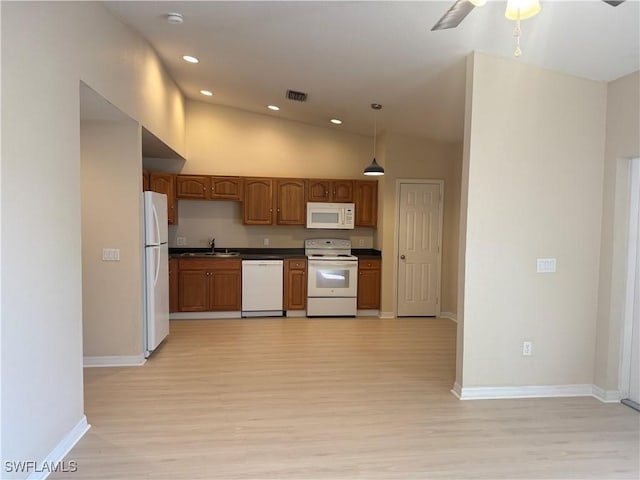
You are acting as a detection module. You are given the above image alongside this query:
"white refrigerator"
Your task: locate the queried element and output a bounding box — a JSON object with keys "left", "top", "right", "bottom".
{"left": 143, "top": 191, "right": 170, "bottom": 358}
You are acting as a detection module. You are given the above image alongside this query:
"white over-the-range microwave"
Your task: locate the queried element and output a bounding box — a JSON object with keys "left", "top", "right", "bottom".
{"left": 306, "top": 202, "right": 355, "bottom": 230}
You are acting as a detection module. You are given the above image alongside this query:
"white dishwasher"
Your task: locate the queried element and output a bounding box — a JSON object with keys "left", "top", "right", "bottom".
{"left": 241, "top": 260, "right": 284, "bottom": 317}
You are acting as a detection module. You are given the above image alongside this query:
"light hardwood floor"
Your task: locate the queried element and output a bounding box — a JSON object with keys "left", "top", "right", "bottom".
{"left": 54, "top": 318, "right": 639, "bottom": 479}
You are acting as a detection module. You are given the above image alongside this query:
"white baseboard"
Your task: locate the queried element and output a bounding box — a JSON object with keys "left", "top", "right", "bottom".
{"left": 285, "top": 310, "right": 307, "bottom": 317}
{"left": 455, "top": 384, "right": 594, "bottom": 400}
{"left": 26, "top": 416, "right": 90, "bottom": 480}
{"left": 83, "top": 354, "right": 145, "bottom": 367}
{"left": 591, "top": 385, "right": 622, "bottom": 403}
{"left": 170, "top": 311, "right": 241, "bottom": 320}
{"left": 440, "top": 312, "right": 457, "bottom": 322}
{"left": 356, "top": 309, "right": 381, "bottom": 317}
{"left": 379, "top": 311, "right": 395, "bottom": 319}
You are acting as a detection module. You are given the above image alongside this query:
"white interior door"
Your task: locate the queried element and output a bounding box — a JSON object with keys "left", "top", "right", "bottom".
{"left": 628, "top": 243, "right": 639, "bottom": 404}
{"left": 397, "top": 181, "right": 443, "bottom": 316}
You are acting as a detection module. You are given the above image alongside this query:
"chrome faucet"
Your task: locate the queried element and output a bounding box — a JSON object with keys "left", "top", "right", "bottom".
{"left": 209, "top": 238, "right": 215, "bottom": 253}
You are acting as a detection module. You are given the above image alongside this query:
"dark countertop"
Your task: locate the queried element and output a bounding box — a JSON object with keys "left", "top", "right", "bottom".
{"left": 170, "top": 247, "right": 381, "bottom": 260}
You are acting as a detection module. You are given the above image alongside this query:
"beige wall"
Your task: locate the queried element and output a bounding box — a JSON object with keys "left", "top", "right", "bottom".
{"left": 378, "top": 133, "right": 462, "bottom": 316}
{"left": 594, "top": 71, "right": 640, "bottom": 392}
{"left": 1, "top": 1, "right": 184, "bottom": 473}
{"left": 81, "top": 119, "right": 144, "bottom": 358}
{"left": 459, "top": 53, "right": 607, "bottom": 387}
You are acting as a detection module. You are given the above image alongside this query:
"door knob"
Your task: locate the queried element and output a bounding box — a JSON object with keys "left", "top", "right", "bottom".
{"left": 400, "top": 255, "right": 406, "bottom": 259}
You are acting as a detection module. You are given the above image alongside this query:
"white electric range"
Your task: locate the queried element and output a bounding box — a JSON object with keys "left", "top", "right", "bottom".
{"left": 305, "top": 238, "right": 358, "bottom": 316}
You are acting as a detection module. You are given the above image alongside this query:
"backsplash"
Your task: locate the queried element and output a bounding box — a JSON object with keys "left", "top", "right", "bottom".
{"left": 167, "top": 200, "right": 376, "bottom": 249}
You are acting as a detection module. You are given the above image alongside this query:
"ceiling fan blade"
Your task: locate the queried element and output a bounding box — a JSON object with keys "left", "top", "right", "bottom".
{"left": 431, "top": 0, "right": 476, "bottom": 31}
{"left": 602, "top": 0, "right": 625, "bottom": 6}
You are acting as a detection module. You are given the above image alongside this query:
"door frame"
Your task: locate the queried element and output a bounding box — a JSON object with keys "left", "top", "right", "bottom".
{"left": 394, "top": 179, "right": 445, "bottom": 317}
{"left": 619, "top": 157, "right": 640, "bottom": 398}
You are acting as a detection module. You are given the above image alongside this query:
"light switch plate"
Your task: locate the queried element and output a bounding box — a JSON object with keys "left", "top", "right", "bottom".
{"left": 536, "top": 257, "right": 556, "bottom": 273}
{"left": 102, "top": 248, "right": 120, "bottom": 261}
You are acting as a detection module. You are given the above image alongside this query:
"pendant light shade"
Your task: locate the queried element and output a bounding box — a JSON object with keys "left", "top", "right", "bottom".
{"left": 505, "top": 0, "right": 541, "bottom": 20}
{"left": 364, "top": 103, "right": 384, "bottom": 176}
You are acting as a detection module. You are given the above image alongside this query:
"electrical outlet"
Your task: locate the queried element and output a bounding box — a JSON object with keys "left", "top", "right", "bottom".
{"left": 358, "top": 239, "right": 365, "bottom": 247}
{"left": 522, "top": 341, "right": 533, "bottom": 356}
{"left": 263, "top": 238, "right": 269, "bottom": 246}
{"left": 176, "top": 236, "right": 187, "bottom": 246}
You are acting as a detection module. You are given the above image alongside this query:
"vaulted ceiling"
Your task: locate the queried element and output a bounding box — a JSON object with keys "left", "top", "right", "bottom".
{"left": 104, "top": 1, "right": 640, "bottom": 142}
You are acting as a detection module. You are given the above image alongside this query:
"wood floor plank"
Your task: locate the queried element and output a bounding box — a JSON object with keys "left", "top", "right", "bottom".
{"left": 52, "top": 318, "right": 639, "bottom": 479}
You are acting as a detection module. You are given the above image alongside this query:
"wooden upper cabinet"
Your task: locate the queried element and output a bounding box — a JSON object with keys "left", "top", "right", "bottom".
{"left": 276, "top": 179, "right": 306, "bottom": 225}
{"left": 142, "top": 170, "right": 150, "bottom": 191}
{"left": 306, "top": 179, "right": 353, "bottom": 203}
{"left": 243, "top": 178, "right": 274, "bottom": 225}
{"left": 150, "top": 172, "right": 177, "bottom": 225}
{"left": 332, "top": 180, "right": 354, "bottom": 202}
{"left": 176, "top": 175, "right": 209, "bottom": 200}
{"left": 211, "top": 176, "right": 243, "bottom": 200}
{"left": 354, "top": 180, "right": 378, "bottom": 228}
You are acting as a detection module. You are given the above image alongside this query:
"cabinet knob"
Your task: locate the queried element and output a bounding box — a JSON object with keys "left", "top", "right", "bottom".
{"left": 400, "top": 255, "right": 406, "bottom": 260}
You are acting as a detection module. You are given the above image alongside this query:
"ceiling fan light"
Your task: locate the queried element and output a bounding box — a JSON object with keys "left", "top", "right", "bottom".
{"left": 364, "top": 158, "right": 384, "bottom": 176}
{"left": 505, "top": 0, "right": 541, "bottom": 20}
{"left": 469, "top": 0, "right": 487, "bottom": 7}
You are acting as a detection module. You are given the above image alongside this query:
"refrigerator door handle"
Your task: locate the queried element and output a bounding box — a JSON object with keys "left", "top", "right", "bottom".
{"left": 154, "top": 246, "right": 161, "bottom": 287}
{"left": 153, "top": 204, "right": 161, "bottom": 246}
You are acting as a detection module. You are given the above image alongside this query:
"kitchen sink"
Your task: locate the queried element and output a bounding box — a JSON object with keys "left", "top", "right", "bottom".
{"left": 179, "top": 251, "right": 240, "bottom": 257}
{"left": 211, "top": 251, "right": 240, "bottom": 257}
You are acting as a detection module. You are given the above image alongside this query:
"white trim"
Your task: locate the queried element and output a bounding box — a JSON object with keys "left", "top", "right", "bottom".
{"left": 379, "top": 311, "right": 395, "bottom": 319}
{"left": 619, "top": 157, "right": 640, "bottom": 399}
{"left": 592, "top": 385, "right": 622, "bottom": 403}
{"left": 83, "top": 355, "right": 145, "bottom": 367}
{"left": 451, "top": 382, "right": 462, "bottom": 399}
{"left": 356, "top": 309, "right": 381, "bottom": 317}
{"left": 26, "top": 416, "right": 90, "bottom": 480}
{"left": 285, "top": 310, "right": 307, "bottom": 318}
{"left": 456, "top": 384, "right": 594, "bottom": 400}
{"left": 440, "top": 312, "right": 458, "bottom": 323}
{"left": 170, "top": 311, "right": 241, "bottom": 320}
{"left": 395, "top": 179, "right": 445, "bottom": 317}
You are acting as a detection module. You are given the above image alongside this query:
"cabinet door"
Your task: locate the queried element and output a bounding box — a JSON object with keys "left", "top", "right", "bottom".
{"left": 306, "top": 180, "right": 331, "bottom": 202}
{"left": 332, "top": 180, "right": 354, "bottom": 202}
{"left": 357, "top": 259, "right": 381, "bottom": 309}
{"left": 284, "top": 259, "right": 307, "bottom": 310}
{"left": 354, "top": 180, "right": 378, "bottom": 227}
{"left": 276, "top": 179, "right": 306, "bottom": 225}
{"left": 211, "top": 176, "right": 243, "bottom": 200}
{"left": 243, "top": 178, "right": 273, "bottom": 225}
{"left": 209, "top": 269, "right": 242, "bottom": 311}
{"left": 169, "top": 258, "right": 179, "bottom": 313}
{"left": 176, "top": 175, "right": 209, "bottom": 200}
{"left": 178, "top": 269, "right": 209, "bottom": 312}
{"left": 142, "top": 170, "right": 150, "bottom": 192}
{"left": 150, "top": 172, "right": 178, "bottom": 225}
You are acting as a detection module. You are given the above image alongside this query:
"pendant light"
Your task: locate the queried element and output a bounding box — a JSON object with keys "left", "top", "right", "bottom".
{"left": 364, "top": 103, "right": 384, "bottom": 176}
{"left": 505, "top": 0, "right": 541, "bottom": 57}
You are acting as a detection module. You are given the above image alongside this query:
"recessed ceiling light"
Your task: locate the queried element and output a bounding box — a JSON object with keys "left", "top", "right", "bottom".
{"left": 182, "top": 55, "right": 199, "bottom": 64}
{"left": 267, "top": 105, "right": 280, "bottom": 111}
{"left": 200, "top": 90, "right": 213, "bottom": 96}
{"left": 330, "top": 119, "right": 343, "bottom": 125}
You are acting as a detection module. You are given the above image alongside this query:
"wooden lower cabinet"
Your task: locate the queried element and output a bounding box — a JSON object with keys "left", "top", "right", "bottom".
{"left": 284, "top": 258, "right": 307, "bottom": 310}
{"left": 357, "top": 258, "right": 381, "bottom": 309}
{"left": 177, "top": 259, "right": 241, "bottom": 312}
{"left": 169, "top": 258, "right": 179, "bottom": 313}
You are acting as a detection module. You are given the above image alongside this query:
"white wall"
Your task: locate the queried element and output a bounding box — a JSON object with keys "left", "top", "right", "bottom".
{"left": 81, "top": 119, "right": 144, "bottom": 359}
{"left": 459, "top": 53, "right": 607, "bottom": 388}
{"left": 595, "top": 71, "right": 640, "bottom": 393}
{"left": 1, "top": 2, "right": 184, "bottom": 475}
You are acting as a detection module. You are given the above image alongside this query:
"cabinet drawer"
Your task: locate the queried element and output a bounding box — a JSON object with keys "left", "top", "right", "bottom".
{"left": 358, "top": 259, "right": 381, "bottom": 270}
{"left": 286, "top": 259, "right": 307, "bottom": 270}
{"left": 178, "top": 258, "right": 241, "bottom": 270}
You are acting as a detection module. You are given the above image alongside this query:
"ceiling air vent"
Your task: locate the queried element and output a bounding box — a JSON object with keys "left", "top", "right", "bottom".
{"left": 286, "top": 89, "right": 308, "bottom": 102}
